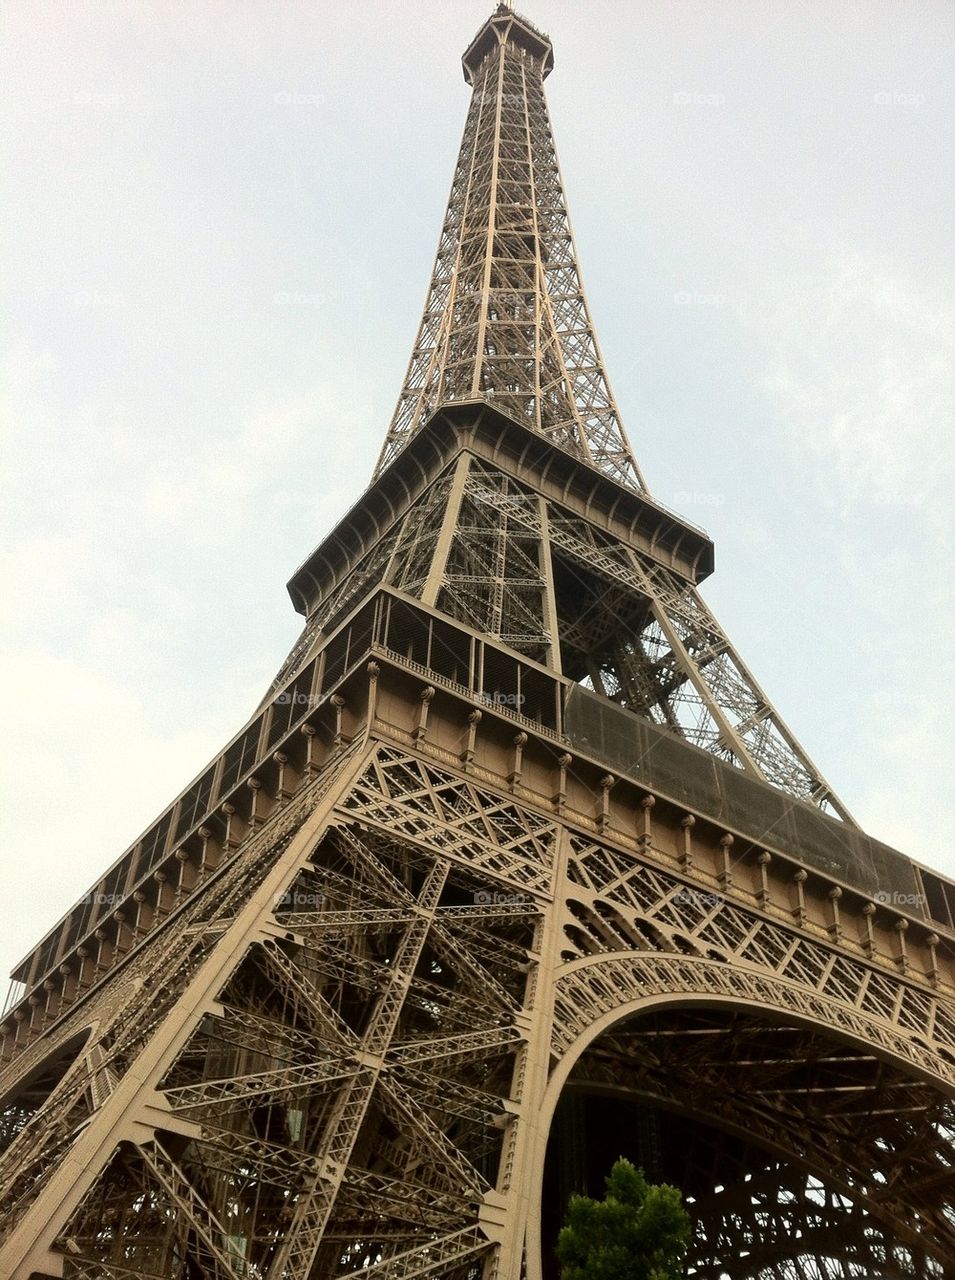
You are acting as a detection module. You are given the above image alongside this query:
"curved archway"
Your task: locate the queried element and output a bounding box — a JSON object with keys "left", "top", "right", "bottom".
{"left": 525, "top": 964, "right": 954, "bottom": 1280}
{"left": 0, "top": 1025, "right": 94, "bottom": 1160}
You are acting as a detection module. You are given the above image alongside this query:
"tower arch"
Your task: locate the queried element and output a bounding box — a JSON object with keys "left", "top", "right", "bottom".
{"left": 526, "top": 979, "right": 952, "bottom": 1279}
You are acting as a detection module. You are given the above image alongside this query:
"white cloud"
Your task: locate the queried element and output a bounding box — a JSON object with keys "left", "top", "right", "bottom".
{"left": 855, "top": 686, "right": 955, "bottom": 873}
{"left": 758, "top": 250, "right": 954, "bottom": 517}
{"left": 0, "top": 648, "right": 228, "bottom": 976}
{"left": 744, "top": 248, "right": 954, "bottom": 872}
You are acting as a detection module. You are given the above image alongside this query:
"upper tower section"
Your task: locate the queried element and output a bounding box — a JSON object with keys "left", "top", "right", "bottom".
{"left": 461, "top": 4, "right": 555, "bottom": 83}
{"left": 376, "top": 5, "right": 645, "bottom": 492}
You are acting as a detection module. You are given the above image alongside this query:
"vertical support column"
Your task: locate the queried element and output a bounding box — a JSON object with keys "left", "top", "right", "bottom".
{"left": 861, "top": 901, "right": 877, "bottom": 956}
{"left": 273, "top": 752, "right": 292, "bottom": 805}
{"left": 26, "top": 996, "right": 42, "bottom": 1040}
{"left": 301, "top": 723, "right": 320, "bottom": 779}
{"left": 174, "top": 850, "right": 196, "bottom": 907}
{"left": 58, "top": 964, "right": 76, "bottom": 1007}
{"left": 113, "top": 911, "right": 134, "bottom": 957}
{"left": 894, "top": 919, "right": 909, "bottom": 974}
{"left": 509, "top": 733, "right": 527, "bottom": 789}
{"left": 596, "top": 775, "right": 615, "bottom": 835}
{"left": 246, "top": 777, "right": 265, "bottom": 832}
{"left": 154, "top": 871, "right": 175, "bottom": 922}
{"left": 413, "top": 686, "right": 436, "bottom": 743}
{"left": 471, "top": 48, "right": 506, "bottom": 397}
{"left": 11, "top": 1009, "right": 28, "bottom": 1054}
{"left": 221, "top": 803, "right": 240, "bottom": 854}
{"left": 639, "top": 794, "right": 655, "bottom": 848}
{"left": 552, "top": 754, "right": 571, "bottom": 814}
{"left": 484, "top": 826, "right": 569, "bottom": 1280}
{"left": 331, "top": 695, "right": 347, "bottom": 749}
{"left": 75, "top": 945, "right": 94, "bottom": 994}
{"left": 792, "top": 869, "right": 808, "bottom": 927}
{"left": 92, "top": 928, "right": 112, "bottom": 981}
{"left": 127, "top": 892, "right": 145, "bottom": 942}
{"left": 461, "top": 708, "right": 482, "bottom": 768}
{"left": 680, "top": 814, "right": 695, "bottom": 869}
{"left": 536, "top": 498, "right": 562, "bottom": 674}
{"left": 366, "top": 661, "right": 381, "bottom": 726}
{"left": 421, "top": 452, "right": 472, "bottom": 607}
{"left": 925, "top": 933, "right": 940, "bottom": 987}
{"left": 196, "top": 827, "right": 219, "bottom": 883}
{"left": 827, "top": 887, "right": 843, "bottom": 942}
{"left": 756, "top": 851, "right": 772, "bottom": 909}
{"left": 718, "top": 833, "right": 734, "bottom": 891}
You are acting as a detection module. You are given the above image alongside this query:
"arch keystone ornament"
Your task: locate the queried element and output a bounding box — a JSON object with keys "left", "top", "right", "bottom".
{"left": 2, "top": 7, "right": 953, "bottom": 1279}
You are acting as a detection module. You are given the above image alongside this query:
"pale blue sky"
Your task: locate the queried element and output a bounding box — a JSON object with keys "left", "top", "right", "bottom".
{"left": 2, "top": 0, "right": 953, "bottom": 987}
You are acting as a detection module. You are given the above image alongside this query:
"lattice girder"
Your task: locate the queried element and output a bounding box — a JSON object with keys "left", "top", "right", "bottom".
{"left": 3, "top": 7, "right": 954, "bottom": 1280}
{"left": 1, "top": 721, "right": 952, "bottom": 1280}
{"left": 376, "top": 11, "right": 645, "bottom": 491}
{"left": 285, "top": 438, "right": 850, "bottom": 816}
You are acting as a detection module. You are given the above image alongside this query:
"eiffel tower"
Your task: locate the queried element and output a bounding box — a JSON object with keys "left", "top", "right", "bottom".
{"left": 1, "top": 7, "right": 953, "bottom": 1278}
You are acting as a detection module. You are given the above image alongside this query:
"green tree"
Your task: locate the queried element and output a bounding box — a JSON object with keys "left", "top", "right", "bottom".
{"left": 556, "top": 1158, "right": 691, "bottom": 1280}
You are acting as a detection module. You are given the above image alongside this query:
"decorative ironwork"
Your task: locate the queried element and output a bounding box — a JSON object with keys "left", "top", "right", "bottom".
{"left": 0, "top": 7, "right": 952, "bottom": 1280}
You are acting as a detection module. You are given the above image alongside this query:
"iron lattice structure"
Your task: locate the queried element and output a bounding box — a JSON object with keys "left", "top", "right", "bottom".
{"left": 1, "top": 7, "right": 954, "bottom": 1280}
{"left": 376, "top": 7, "right": 645, "bottom": 493}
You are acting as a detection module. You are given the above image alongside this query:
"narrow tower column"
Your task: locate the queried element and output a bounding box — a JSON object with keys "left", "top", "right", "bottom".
{"left": 377, "top": 6, "right": 645, "bottom": 492}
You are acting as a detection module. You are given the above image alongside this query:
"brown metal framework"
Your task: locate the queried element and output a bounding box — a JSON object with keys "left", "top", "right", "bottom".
{"left": 1, "top": 6, "right": 953, "bottom": 1280}
{"left": 376, "top": 8, "right": 643, "bottom": 492}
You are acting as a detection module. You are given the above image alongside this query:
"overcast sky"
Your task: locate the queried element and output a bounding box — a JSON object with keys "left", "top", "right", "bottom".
{"left": 2, "top": 0, "right": 953, "bottom": 991}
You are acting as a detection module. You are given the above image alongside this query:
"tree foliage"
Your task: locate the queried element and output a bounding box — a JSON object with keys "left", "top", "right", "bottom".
{"left": 556, "top": 1158, "right": 691, "bottom": 1280}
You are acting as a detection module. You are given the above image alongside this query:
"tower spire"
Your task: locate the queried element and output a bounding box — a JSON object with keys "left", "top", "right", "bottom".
{"left": 376, "top": 7, "right": 646, "bottom": 491}
{"left": 357, "top": 11, "right": 853, "bottom": 820}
